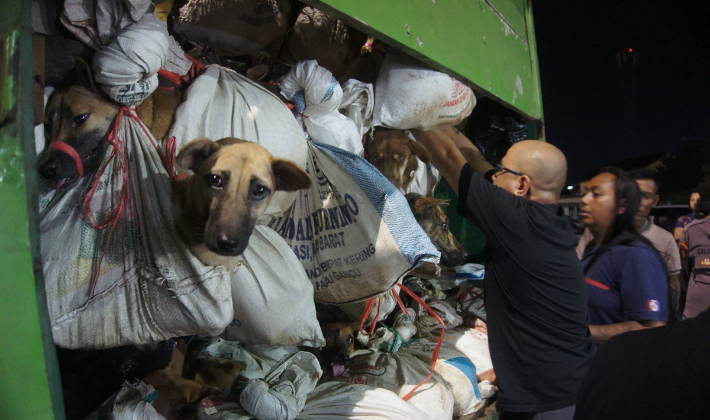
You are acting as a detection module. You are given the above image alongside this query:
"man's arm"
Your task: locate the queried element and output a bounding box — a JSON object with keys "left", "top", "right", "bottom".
{"left": 410, "top": 127, "right": 493, "bottom": 195}
{"left": 438, "top": 126, "right": 495, "bottom": 176}
{"left": 589, "top": 320, "right": 666, "bottom": 344}
{"left": 410, "top": 128, "right": 468, "bottom": 195}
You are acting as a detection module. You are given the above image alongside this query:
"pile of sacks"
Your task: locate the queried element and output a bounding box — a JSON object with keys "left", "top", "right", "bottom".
{"left": 39, "top": 1, "right": 488, "bottom": 418}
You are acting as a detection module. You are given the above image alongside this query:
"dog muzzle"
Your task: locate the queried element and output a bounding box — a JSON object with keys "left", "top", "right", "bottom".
{"left": 49, "top": 140, "right": 84, "bottom": 178}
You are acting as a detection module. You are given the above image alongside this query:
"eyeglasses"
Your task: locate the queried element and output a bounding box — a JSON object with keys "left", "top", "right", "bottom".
{"left": 494, "top": 164, "right": 524, "bottom": 178}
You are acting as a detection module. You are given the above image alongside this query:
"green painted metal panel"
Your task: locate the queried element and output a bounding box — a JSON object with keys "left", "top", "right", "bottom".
{"left": 303, "top": 0, "right": 544, "bottom": 120}
{"left": 0, "top": 0, "right": 65, "bottom": 418}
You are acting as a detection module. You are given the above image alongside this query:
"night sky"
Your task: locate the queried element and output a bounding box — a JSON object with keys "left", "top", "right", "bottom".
{"left": 531, "top": 0, "right": 710, "bottom": 182}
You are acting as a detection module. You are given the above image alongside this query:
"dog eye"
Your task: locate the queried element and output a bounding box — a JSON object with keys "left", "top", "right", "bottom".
{"left": 207, "top": 174, "right": 223, "bottom": 189}
{"left": 251, "top": 184, "right": 270, "bottom": 200}
{"left": 73, "top": 113, "right": 90, "bottom": 126}
{"left": 442, "top": 222, "right": 448, "bottom": 230}
{"left": 328, "top": 330, "right": 337, "bottom": 337}
{"left": 347, "top": 336, "right": 354, "bottom": 344}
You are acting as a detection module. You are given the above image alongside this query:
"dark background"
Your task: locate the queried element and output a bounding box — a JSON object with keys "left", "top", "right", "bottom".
{"left": 531, "top": 0, "right": 710, "bottom": 186}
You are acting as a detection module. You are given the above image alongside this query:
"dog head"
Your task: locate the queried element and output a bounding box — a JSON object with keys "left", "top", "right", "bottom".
{"left": 364, "top": 129, "right": 431, "bottom": 192}
{"left": 406, "top": 192, "right": 467, "bottom": 266}
{"left": 320, "top": 321, "right": 356, "bottom": 377}
{"left": 173, "top": 137, "right": 311, "bottom": 265}
{"left": 38, "top": 59, "right": 119, "bottom": 190}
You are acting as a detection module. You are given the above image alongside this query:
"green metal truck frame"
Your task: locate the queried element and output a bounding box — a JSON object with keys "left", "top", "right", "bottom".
{"left": 0, "top": 1, "right": 543, "bottom": 418}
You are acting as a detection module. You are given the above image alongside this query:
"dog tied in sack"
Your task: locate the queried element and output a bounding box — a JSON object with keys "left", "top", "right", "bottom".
{"left": 38, "top": 59, "right": 181, "bottom": 190}
{"left": 173, "top": 137, "right": 311, "bottom": 268}
{"left": 406, "top": 192, "right": 467, "bottom": 277}
{"left": 320, "top": 321, "right": 356, "bottom": 378}
{"left": 364, "top": 128, "right": 431, "bottom": 193}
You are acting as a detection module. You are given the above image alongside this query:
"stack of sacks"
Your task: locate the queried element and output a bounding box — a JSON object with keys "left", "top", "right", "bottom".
{"left": 42, "top": 7, "right": 325, "bottom": 347}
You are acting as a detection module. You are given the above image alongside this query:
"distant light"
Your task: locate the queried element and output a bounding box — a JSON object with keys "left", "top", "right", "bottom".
{"left": 628, "top": 48, "right": 633, "bottom": 52}
{"left": 567, "top": 185, "right": 574, "bottom": 190}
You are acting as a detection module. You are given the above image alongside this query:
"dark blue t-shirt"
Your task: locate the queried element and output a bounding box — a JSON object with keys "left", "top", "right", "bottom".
{"left": 581, "top": 242, "right": 668, "bottom": 324}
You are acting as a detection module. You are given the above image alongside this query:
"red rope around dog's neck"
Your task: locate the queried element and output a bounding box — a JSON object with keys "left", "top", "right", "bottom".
{"left": 49, "top": 140, "right": 84, "bottom": 178}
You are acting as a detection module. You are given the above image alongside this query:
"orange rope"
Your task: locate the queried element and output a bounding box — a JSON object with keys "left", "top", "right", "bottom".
{"left": 398, "top": 283, "right": 446, "bottom": 401}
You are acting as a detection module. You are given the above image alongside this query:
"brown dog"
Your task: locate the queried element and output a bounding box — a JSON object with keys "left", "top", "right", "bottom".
{"left": 364, "top": 129, "right": 431, "bottom": 192}
{"left": 406, "top": 192, "right": 467, "bottom": 267}
{"left": 38, "top": 59, "right": 181, "bottom": 190}
{"left": 172, "top": 137, "right": 311, "bottom": 266}
{"left": 320, "top": 321, "right": 356, "bottom": 377}
{"left": 142, "top": 340, "right": 220, "bottom": 420}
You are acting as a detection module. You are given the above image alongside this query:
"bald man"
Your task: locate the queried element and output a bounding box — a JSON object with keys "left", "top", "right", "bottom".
{"left": 412, "top": 127, "right": 594, "bottom": 420}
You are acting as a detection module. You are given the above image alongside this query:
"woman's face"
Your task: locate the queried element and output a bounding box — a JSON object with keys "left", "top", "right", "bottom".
{"left": 690, "top": 192, "right": 700, "bottom": 211}
{"left": 580, "top": 173, "right": 620, "bottom": 239}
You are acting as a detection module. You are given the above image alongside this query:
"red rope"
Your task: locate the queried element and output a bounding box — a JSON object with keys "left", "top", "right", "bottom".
{"left": 82, "top": 107, "right": 182, "bottom": 298}
{"left": 370, "top": 298, "right": 382, "bottom": 336}
{"left": 359, "top": 297, "right": 377, "bottom": 336}
{"left": 392, "top": 288, "right": 408, "bottom": 314}
{"left": 49, "top": 141, "right": 84, "bottom": 178}
{"left": 164, "top": 136, "right": 188, "bottom": 181}
{"left": 398, "top": 283, "right": 446, "bottom": 401}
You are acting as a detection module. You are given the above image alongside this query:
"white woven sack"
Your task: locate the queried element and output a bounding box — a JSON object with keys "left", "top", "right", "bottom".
{"left": 299, "top": 382, "right": 431, "bottom": 420}
{"left": 330, "top": 349, "right": 455, "bottom": 420}
{"left": 221, "top": 225, "right": 324, "bottom": 347}
{"left": 61, "top": 0, "right": 192, "bottom": 105}
{"left": 280, "top": 60, "right": 363, "bottom": 155}
{"left": 339, "top": 79, "right": 374, "bottom": 139}
{"left": 373, "top": 50, "right": 476, "bottom": 130}
{"left": 168, "top": 65, "right": 308, "bottom": 218}
{"left": 39, "top": 109, "right": 233, "bottom": 349}
{"left": 265, "top": 141, "right": 439, "bottom": 304}
{"left": 406, "top": 338, "right": 484, "bottom": 417}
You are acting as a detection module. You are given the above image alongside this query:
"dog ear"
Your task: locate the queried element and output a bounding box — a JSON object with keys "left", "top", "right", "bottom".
{"left": 408, "top": 139, "right": 432, "bottom": 163}
{"left": 413, "top": 196, "right": 449, "bottom": 213}
{"left": 272, "top": 159, "right": 311, "bottom": 191}
{"left": 177, "top": 138, "right": 222, "bottom": 172}
{"left": 75, "top": 58, "right": 100, "bottom": 94}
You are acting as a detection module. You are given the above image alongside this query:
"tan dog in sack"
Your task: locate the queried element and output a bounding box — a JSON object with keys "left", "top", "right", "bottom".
{"left": 364, "top": 128, "right": 432, "bottom": 192}
{"left": 173, "top": 137, "right": 311, "bottom": 267}
{"left": 319, "top": 321, "right": 357, "bottom": 377}
{"left": 406, "top": 192, "right": 467, "bottom": 278}
{"left": 38, "top": 59, "right": 181, "bottom": 190}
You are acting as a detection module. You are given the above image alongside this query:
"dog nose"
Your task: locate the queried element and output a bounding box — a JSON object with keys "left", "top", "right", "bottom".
{"left": 39, "top": 161, "right": 58, "bottom": 179}
{"left": 216, "top": 235, "right": 240, "bottom": 255}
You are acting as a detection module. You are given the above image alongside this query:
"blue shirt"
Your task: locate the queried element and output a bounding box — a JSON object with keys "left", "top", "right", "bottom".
{"left": 581, "top": 241, "right": 668, "bottom": 325}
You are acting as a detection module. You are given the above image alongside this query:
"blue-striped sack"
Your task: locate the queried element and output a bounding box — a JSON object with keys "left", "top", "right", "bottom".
{"left": 266, "top": 141, "right": 439, "bottom": 304}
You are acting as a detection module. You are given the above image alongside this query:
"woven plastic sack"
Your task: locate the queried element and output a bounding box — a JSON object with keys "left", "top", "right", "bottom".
{"left": 373, "top": 50, "right": 476, "bottom": 130}
{"left": 221, "top": 225, "right": 324, "bottom": 347}
{"left": 39, "top": 109, "right": 234, "bottom": 349}
{"left": 280, "top": 60, "right": 363, "bottom": 155}
{"left": 265, "top": 141, "right": 439, "bottom": 304}
{"left": 330, "top": 349, "right": 455, "bottom": 420}
{"left": 168, "top": 64, "right": 308, "bottom": 218}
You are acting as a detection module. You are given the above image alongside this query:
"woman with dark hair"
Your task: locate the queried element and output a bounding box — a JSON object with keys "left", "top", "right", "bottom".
{"left": 679, "top": 191, "right": 710, "bottom": 319}
{"left": 578, "top": 167, "right": 668, "bottom": 343}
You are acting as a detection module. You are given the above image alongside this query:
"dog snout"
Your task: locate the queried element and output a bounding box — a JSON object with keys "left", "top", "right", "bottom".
{"left": 339, "top": 352, "right": 351, "bottom": 363}
{"left": 215, "top": 234, "right": 242, "bottom": 255}
{"left": 38, "top": 159, "right": 58, "bottom": 179}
